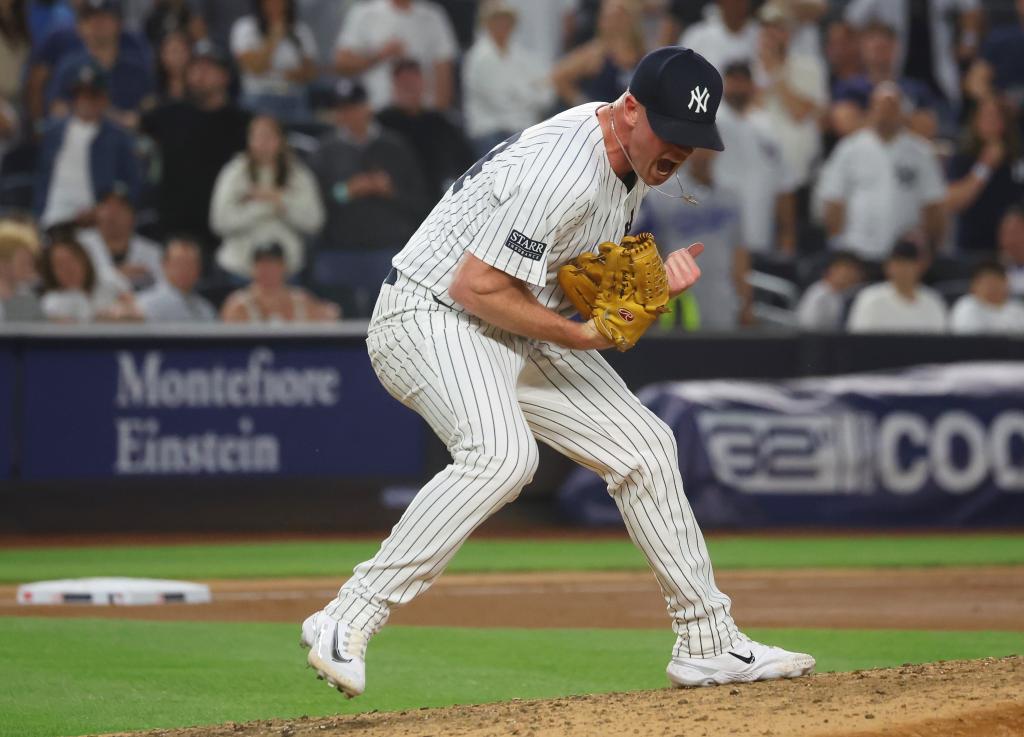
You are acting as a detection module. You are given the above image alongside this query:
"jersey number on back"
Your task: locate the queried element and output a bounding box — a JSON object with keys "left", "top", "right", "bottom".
{"left": 450, "top": 132, "right": 523, "bottom": 195}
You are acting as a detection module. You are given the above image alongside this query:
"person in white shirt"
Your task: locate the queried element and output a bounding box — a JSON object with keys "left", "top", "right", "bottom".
{"left": 230, "top": 0, "right": 319, "bottom": 122}
{"left": 816, "top": 82, "right": 946, "bottom": 262}
{"left": 333, "top": 0, "right": 457, "bottom": 111}
{"left": 999, "top": 206, "right": 1024, "bottom": 298}
{"left": 503, "top": 0, "right": 577, "bottom": 71}
{"left": 137, "top": 237, "right": 217, "bottom": 322}
{"left": 847, "top": 241, "right": 947, "bottom": 333}
{"left": 39, "top": 236, "right": 139, "bottom": 323}
{"left": 950, "top": 261, "right": 1024, "bottom": 334}
{"left": 844, "top": 0, "right": 982, "bottom": 113}
{"left": 679, "top": 0, "right": 759, "bottom": 74}
{"left": 753, "top": 3, "right": 828, "bottom": 190}
{"left": 796, "top": 251, "right": 865, "bottom": 331}
{"left": 77, "top": 185, "right": 163, "bottom": 293}
{"left": 462, "top": 0, "right": 554, "bottom": 157}
{"left": 210, "top": 114, "right": 324, "bottom": 280}
{"left": 713, "top": 62, "right": 797, "bottom": 255}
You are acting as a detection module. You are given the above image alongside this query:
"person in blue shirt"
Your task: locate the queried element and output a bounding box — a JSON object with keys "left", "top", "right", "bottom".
{"left": 976, "top": 0, "right": 1024, "bottom": 107}
{"left": 26, "top": 0, "right": 151, "bottom": 128}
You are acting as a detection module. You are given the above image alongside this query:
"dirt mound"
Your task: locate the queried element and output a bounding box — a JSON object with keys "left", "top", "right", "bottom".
{"left": 101, "top": 656, "right": 1022, "bottom": 737}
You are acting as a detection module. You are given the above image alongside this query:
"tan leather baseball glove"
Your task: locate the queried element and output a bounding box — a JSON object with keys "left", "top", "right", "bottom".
{"left": 558, "top": 232, "right": 670, "bottom": 351}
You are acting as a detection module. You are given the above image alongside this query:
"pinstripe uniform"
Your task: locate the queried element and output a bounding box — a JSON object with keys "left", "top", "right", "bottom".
{"left": 325, "top": 103, "right": 739, "bottom": 658}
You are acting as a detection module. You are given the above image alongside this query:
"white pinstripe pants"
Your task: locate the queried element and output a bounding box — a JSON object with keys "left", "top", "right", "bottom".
{"left": 326, "top": 281, "right": 738, "bottom": 657}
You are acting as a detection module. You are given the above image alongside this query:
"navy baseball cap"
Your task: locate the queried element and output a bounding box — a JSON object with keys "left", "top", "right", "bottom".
{"left": 629, "top": 47, "right": 724, "bottom": 152}
{"left": 63, "top": 59, "right": 109, "bottom": 96}
{"left": 78, "top": 0, "right": 121, "bottom": 18}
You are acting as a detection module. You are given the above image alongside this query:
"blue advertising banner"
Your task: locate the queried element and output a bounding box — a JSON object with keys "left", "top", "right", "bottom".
{"left": 21, "top": 344, "right": 423, "bottom": 480}
{"left": 0, "top": 347, "right": 13, "bottom": 480}
{"left": 559, "top": 363, "right": 1024, "bottom": 527}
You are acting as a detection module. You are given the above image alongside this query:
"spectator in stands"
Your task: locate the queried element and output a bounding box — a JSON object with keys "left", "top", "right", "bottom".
{"left": 950, "top": 261, "right": 1024, "bottom": 334}
{"left": 77, "top": 183, "right": 163, "bottom": 292}
{"left": 47, "top": 0, "right": 155, "bottom": 130}
{"left": 679, "top": 0, "right": 758, "bottom": 74}
{"left": 824, "top": 19, "right": 862, "bottom": 94}
{"left": 753, "top": 3, "right": 827, "bottom": 193}
{"left": 26, "top": 0, "right": 151, "bottom": 126}
{"left": 34, "top": 60, "right": 141, "bottom": 229}
{"left": 844, "top": 0, "right": 982, "bottom": 124}
{"left": 136, "top": 235, "right": 217, "bottom": 322}
{"left": 817, "top": 83, "right": 945, "bottom": 264}
{"left": 972, "top": 0, "right": 1024, "bottom": 110}
{"left": 946, "top": 96, "right": 1024, "bottom": 254}
{"left": 462, "top": 0, "right": 555, "bottom": 157}
{"left": 141, "top": 40, "right": 250, "bottom": 254}
{"left": 333, "top": 0, "right": 457, "bottom": 112}
{"left": 0, "top": 218, "right": 44, "bottom": 322}
{"left": 221, "top": 241, "right": 338, "bottom": 322}
{"left": 155, "top": 27, "right": 190, "bottom": 102}
{"left": 39, "top": 234, "right": 140, "bottom": 322}
{"left": 657, "top": 0, "right": 713, "bottom": 48}
{"left": 230, "top": 0, "right": 318, "bottom": 122}
{"left": 714, "top": 62, "right": 797, "bottom": 256}
{"left": 634, "top": 146, "right": 752, "bottom": 331}
{"left": 209, "top": 113, "right": 323, "bottom": 280}
{"left": 312, "top": 79, "right": 428, "bottom": 254}
{"left": 796, "top": 250, "right": 865, "bottom": 331}
{"left": 152, "top": 26, "right": 191, "bottom": 102}
{"left": 774, "top": 0, "right": 827, "bottom": 60}
{"left": 551, "top": 0, "right": 644, "bottom": 107}
{"left": 505, "top": 0, "right": 577, "bottom": 72}
{"left": 999, "top": 206, "right": 1024, "bottom": 297}
{"left": 377, "top": 59, "right": 474, "bottom": 199}
{"left": 829, "top": 22, "right": 937, "bottom": 141}
{"left": 0, "top": 1, "right": 30, "bottom": 110}
{"left": 144, "top": 0, "right": 206, "bottom": 49}
{"left": 847, "top": 240, "right": 947, "bottom": 333}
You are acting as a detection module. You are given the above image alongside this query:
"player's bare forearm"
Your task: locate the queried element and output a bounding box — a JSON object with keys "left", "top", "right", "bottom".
{"left": 448, "top": 253, "right": 611, "bottom": 350}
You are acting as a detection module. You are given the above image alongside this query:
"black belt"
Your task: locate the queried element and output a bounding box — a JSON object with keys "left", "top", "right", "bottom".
{"left": 384, "top": 267, "right": 398, "bottom": 286}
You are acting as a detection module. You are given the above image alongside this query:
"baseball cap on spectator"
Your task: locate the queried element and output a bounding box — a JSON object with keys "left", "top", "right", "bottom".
{"left": 78, "top": 0, "right": 121, "bottom": 18}
{"left": 191, "top": 39, "right": 232, "bottom": 70}
{"left": 326, "top": 79, "right": 368, "bottom": 108}
{"left": 96, "top": 180, "right": 135, "bottom": 206}
{"left": 888, "top": 241, "right": 921, "bottom": 262}
{"left": 252, "top": 242, "right": 286, "bottom": 263}
{"left": 629, "top": 47, "right": 725, "bottom": 152}
{"left": 62, "top": 59, "right": 109, "bottom": 97}
{"left": 757, "top": 2, "right": 790, "bottom": 25}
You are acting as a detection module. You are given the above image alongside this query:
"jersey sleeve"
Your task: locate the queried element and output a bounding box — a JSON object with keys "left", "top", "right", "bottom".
{"left": 467, "top": 166, "right": 583, "bottom": 288}
{"left": 917, "top": 145, "right": 947, "bottom": 204}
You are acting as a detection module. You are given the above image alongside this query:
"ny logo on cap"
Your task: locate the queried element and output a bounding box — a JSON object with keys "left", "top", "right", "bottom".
{"left": 688, "top": 85, "right": 709, "bottom": 114}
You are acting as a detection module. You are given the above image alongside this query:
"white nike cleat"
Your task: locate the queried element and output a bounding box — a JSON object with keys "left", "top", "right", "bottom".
{"left": 666, "top": 634, "right": 815, "bottom": 687}
{"left": 306, "top": 615, "right": 368, "bottom": 698}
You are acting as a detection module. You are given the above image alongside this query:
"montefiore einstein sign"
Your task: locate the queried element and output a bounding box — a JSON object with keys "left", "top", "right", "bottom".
{"left": 113, "top": 348, "right": 340, "bottom": 475}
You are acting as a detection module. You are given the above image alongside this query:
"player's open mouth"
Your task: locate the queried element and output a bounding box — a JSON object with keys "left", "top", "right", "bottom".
{"left": 656, "top": 158, "right": 677, "bottom": 176}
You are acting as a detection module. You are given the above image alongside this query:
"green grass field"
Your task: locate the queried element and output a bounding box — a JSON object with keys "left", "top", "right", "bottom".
{"left": 1, "top": 617, "right": 1021, "bottom": 737}
{"left": 2, "top": 535, "right": 1022, "bottom": 737}
{"left": 1, "top": 534, "right": 1022, "bottom": 583}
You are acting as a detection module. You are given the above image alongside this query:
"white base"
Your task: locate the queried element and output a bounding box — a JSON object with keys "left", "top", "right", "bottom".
{"left": 16, "top": 577, "right": 212, "bottom": 606}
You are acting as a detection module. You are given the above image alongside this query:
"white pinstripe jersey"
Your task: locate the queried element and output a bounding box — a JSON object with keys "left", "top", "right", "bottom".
{"left": 392, "top": 102, "right": 650, "bottom": 313}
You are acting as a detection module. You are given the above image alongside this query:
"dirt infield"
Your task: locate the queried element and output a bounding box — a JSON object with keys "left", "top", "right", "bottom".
{"left": 100, "top": 657, "right": 1023, "bottom": 737}
{"left": 5, "top": 566, "right": 1023, "bottom": 631}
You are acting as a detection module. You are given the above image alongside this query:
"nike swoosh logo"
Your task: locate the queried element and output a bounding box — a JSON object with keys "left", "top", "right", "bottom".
{"left": 331, "top": 626, "right": 352, "bottom": 664}
{"left": 432, "top": 294, "right": 454, "bottom": 309}
{"left": 729, "top": 651, "right": 755, "bottom": 665}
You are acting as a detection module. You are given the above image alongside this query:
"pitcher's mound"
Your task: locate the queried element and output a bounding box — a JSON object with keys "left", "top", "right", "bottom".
{"left": 100, "top": 656, "right": 1022, "bottom": 737}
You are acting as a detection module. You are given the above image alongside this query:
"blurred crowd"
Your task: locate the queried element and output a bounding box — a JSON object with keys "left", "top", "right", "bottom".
{"left": 0, "top": 0, "right": 1023, "bottom": 333}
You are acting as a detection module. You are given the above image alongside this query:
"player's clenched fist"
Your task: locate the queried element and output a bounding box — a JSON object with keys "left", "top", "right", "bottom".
{"left": 665, "top": 243, "right": 704, "bottom": 297}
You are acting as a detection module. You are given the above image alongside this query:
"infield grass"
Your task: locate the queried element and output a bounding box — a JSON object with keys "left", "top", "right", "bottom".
{"left": 1, "top": 534, "right": 1022, "bottom": 583}
{"left": 0, "top": 617, "right": 1021, "bottom": 737}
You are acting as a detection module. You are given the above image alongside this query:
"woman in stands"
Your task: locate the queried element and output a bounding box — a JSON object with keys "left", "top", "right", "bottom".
{"left": 39, "top": 234, "right": 140, "bottom": 323}
{"left": 209, "top": 113, "right": 323, "bottom": 282}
